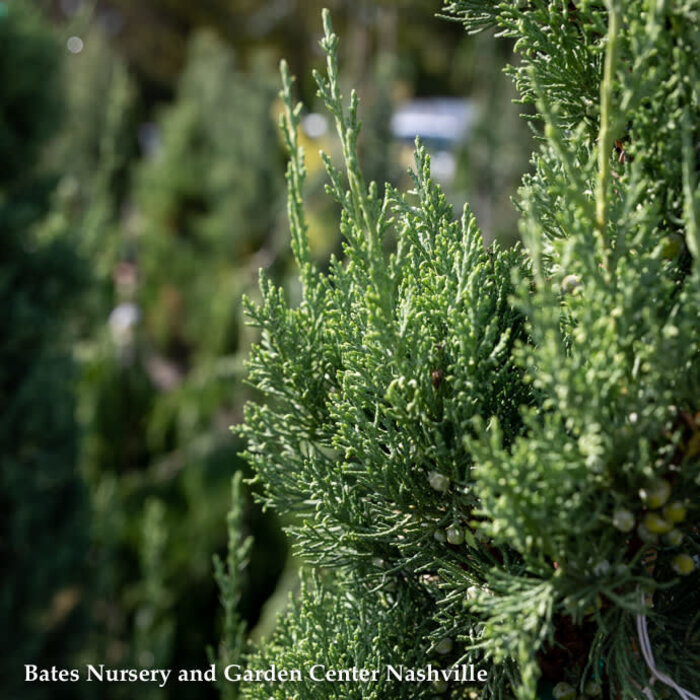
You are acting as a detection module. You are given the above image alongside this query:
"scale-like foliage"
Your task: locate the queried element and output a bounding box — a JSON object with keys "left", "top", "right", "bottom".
{"left": 242, "top": 574, "right": 445, "bottom": 700}
{"left": 236, "top": 4, "right": 700, "bottom": 698}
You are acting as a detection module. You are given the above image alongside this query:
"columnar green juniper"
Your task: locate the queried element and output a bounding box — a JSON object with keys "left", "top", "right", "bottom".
{"left": 0, "top": 6, "right": 89, "bottom": 699}
{"left": 228, "top": 3, "right": 700, "bottom": 698}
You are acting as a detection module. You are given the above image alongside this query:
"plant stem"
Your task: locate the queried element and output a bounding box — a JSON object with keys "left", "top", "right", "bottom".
{"left": 595, "top": 0, "right": 621, "bottom": 273}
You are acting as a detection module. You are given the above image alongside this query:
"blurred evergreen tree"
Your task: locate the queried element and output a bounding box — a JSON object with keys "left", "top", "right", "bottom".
{"left": 452, "top": 32, "right": 533, "bottom": 246}
{"left": 41, "top": 22, "right": 139, "bottom": 328}
{"left": 0, "top": 4, "right": 90, "bottom": 698}
{"left": 72, "top": 27, "right": 288, "bottom": 699}
{"left": 40, "top": 0, "right": 465, "bottom": 105}
{"left": 135, "top": 29, "right": 283, "bottom": 366}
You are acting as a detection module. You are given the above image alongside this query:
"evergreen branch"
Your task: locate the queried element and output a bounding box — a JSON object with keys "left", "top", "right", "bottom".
{"left": 279, "top": 60, "right": 317, "bottom": 299}
{"left": 594, "top": 0, "right": 622, "bottom": 277}
{"left": 313, "top": 8, "right": 393, "bottom": 324}
{"left": 682, "top": 109, "right": 700, "bottom": 262}
{"left": 239, "top": 6, "right": 700, "bottom": 698}
{"left": 211, "top": 471, "right": 253, "bottom": 700}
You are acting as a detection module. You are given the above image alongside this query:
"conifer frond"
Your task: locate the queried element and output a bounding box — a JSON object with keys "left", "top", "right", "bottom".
{"left": 236, "top": 4, "right": 700, "bottom": 697}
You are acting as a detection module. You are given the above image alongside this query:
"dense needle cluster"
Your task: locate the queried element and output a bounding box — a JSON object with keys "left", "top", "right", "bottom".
{"left": 227, "top": 3, "right": 700, "bottom": 698}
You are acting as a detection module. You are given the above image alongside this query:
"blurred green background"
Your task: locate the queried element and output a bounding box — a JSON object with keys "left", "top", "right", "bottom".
{"left": 0, "top": 1, "right": 530, "bottom": 698}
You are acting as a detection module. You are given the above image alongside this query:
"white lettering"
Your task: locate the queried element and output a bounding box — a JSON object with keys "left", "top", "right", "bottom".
{"left": 309, "top": 664, "right": 326, "bottom": 681}
{"left": 157, "top": 669, "right": 171, "bottom": 688}
{"left": 386, "top": 665, "right": 403, "bottom": 681}
{"left": 224, "top": 665, "right": 242, "bottom": 682}
{"left": 86, "top": 664, "right": 103, "bottom": 682}
{"left": 23, "top": 665, "right": 80, "bottom": 682}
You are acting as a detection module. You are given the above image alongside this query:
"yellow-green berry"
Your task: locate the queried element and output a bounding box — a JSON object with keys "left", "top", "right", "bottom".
{"left": 663, "top": 501, "right": 686, "bottom": 524}
{"left": 463, "top": 585, "right": 479, "bottom": 606}
{"left": 560, "top": 274, "right": 582, "bottom": 294}
{"left": 446, "top": 524, "right": 464, "bottom": 546}
{"left": 612, "top": 508, "right": 635, "bottom": 533}
{"left": 643, "top": 512, "right": 673, "bottom": 534}
{"left": 671, "top": 553, "right": 695, "bottom": 576}
{"left": 433, "top": 529, "right": 447, "bottom": 543}
{"left": 639, "top": 479, "right": 671, "bottom": 509}
{"left": 592, "top": 560, "right": 610, "bottom": 576}
{"left": 664, "top": 529, "right": 683, "bottom": 547}
{"left": 434, "top": 637, "right": 453, "bottom": 655}
{"left": 428, "top": 471, "right": 450, "bottom": 493}
{"left": 553, "top": 682, "right": 576, "bottom": 700}
{"left": 584, "top": 680, "right": 602, "bottom": 696}
{"left": 583, "top": 594, "right": 603, "bottom": 617}
{"left": 662, "top": 233, "right": 683, "bottom": 258}
{"left": 432, "top": 678, "right": 448, "bottom": 693}
{"left": 637, "top": 522, "right": 659, "bottom": 544}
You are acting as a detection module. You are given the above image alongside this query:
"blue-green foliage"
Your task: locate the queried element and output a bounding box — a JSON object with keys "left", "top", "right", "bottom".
{"left": 238, "top": 9, "right": 526, "bottom": 699}
{"left": 237, "top": 3, "right": 700, "bottom": 699}
{"left": 241, "top": 573, "right": 445, "bottom": 700}
{"left": 211, "top": 471, "right": 253, "bottom": 700}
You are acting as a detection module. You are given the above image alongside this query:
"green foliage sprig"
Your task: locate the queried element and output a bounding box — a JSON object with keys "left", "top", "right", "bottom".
{"left": 211, "top": 472, "right": 253, "bottom": 700}
{"left": 237, "top": 3, "right": 700, "bottom": 698}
